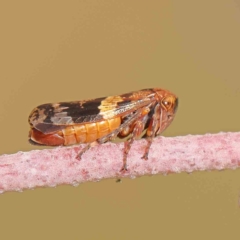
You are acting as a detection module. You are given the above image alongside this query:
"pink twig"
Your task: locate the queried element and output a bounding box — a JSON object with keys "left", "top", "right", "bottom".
{"left": 0, "top": 132, "right": 240, "bottom": 193}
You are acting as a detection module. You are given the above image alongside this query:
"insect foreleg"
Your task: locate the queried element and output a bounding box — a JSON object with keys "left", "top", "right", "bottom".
{"left": 142, "top": 103, "right": 161, "bottom": 160}
{"left": 120, "top": 108, "right": 150, "bottom": 172}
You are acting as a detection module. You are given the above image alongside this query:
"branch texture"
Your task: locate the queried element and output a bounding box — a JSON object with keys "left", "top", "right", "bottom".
{"left": 0, "top": 132, "right": 240, "bottom": 193}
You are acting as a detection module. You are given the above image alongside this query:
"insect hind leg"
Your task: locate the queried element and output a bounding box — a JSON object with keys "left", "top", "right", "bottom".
{"left": 76, "top": 110, "right": 144, "bottom": 162}
{"left": 76, "top": 141, "right": 99, "bottom": 160}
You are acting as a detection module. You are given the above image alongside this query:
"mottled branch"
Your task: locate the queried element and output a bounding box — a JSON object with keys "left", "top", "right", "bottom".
{"left": 0, "top": 132, "right": 240, "bottom": 193}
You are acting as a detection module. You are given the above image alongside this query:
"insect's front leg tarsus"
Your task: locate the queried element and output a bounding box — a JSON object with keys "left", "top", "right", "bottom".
{"left": 141, "top": 137, "right": 153, "bottom": 160}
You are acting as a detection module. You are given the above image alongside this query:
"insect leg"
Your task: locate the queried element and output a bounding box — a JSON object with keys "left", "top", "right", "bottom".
{"left": 76, "top": 109, "right": 146, "bottom": 161}
{"left": 142, "top": 103, "right": 161, "bottom": 160}
{"left": 76, "top": 141, "right": 99, "bottom": 160}
{"left": 97, "top": 109, "right": 144, "bottom": 144}
{"left": 120, "top": 109, "right": 150, "bottom": 172}
{"left": 141, "top": 137, "right": 153, "bottom": 160}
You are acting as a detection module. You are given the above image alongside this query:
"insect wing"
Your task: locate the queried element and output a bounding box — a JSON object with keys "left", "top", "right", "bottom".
{"left": 29, "top": 91, "right": 155, "bottom": 134}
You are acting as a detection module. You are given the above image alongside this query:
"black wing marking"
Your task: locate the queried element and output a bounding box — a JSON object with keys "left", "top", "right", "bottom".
{"left": 29, "top": 90, "right": 156, "bottom": 134}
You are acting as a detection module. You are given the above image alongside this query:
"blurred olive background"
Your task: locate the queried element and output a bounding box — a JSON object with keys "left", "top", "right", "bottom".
{"left": 1, "top": 1, "right": 240, "bottom": 239}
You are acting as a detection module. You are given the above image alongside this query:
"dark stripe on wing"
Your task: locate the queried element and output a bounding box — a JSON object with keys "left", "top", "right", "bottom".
{"left": 29, "top": 89, "right": 157, "bottom": 134}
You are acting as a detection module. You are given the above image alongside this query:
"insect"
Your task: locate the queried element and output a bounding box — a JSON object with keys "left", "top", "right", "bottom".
{"left": 28, "top": 88, "right": 178, "bottom": 172}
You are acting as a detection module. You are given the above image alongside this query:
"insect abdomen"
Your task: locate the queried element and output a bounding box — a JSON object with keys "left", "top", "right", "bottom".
{"left": 29, "top": 117, "right": 121, "bottom": 146}
{"left": 61, "top": 117, "right": 121, "bottom": 145}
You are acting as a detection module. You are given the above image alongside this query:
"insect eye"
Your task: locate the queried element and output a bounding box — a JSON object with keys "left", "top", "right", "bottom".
{"left": 161, "top": 96, "right": 173, "bottom": 110}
